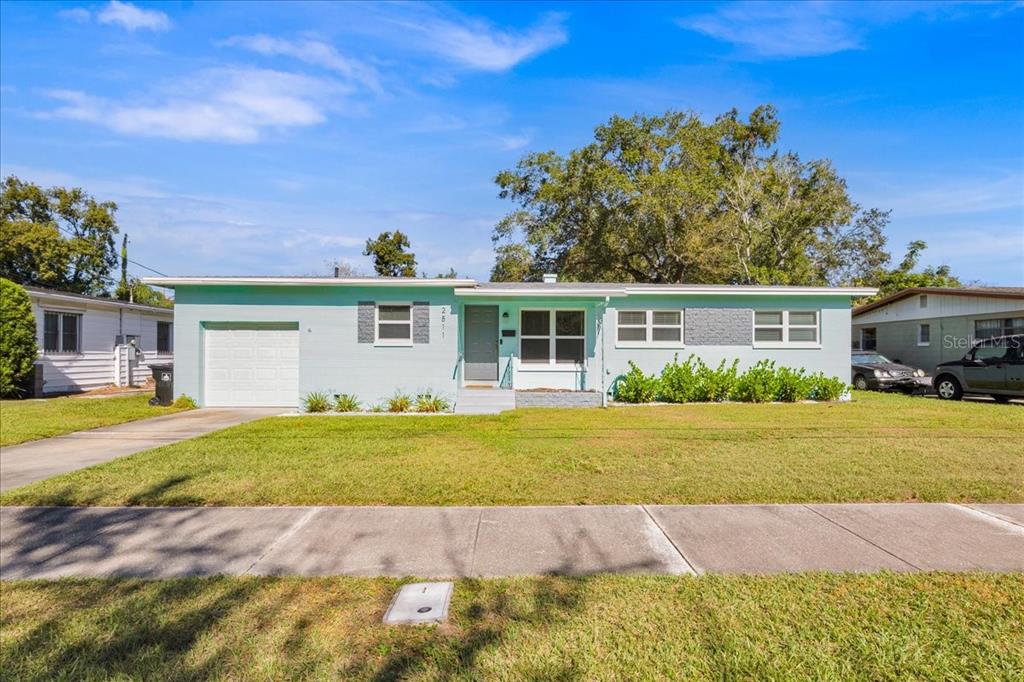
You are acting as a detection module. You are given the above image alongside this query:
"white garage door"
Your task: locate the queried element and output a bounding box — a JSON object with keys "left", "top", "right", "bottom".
{"left": 203, "top": 324, "right": 299, "bottom": 407}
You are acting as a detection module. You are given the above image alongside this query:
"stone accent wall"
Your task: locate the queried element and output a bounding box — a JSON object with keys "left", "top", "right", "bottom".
{"left": 515, "top": 391, "right": 603, "bottom": 408}
{"left": 684, "top": 308, "right": 752, "bottom": 345}
{"left": 413, "top": 301, "right": 430, "bottom": 344}
{"left": 357, "top": 301, "right": 375, "bottom": 343}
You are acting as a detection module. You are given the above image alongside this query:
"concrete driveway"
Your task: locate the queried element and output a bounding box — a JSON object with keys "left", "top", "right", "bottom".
{"left": 0, "top": 408, "right": 280, "bottom": 492}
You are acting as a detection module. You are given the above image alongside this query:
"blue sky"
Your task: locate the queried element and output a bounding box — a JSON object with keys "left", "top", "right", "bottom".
{"left": 1, "top": 0, "right": 1022, "bottom": 284}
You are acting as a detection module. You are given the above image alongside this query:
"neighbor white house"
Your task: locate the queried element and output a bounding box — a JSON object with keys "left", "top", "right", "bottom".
{"left": 852, "top": 287, "right": 1024, "bottom": 370}
{"left": 25, "top": 286, "right": 174, "bottom": 395}
{"left": 143, "top": 275, "right": 874, "bottom": 411}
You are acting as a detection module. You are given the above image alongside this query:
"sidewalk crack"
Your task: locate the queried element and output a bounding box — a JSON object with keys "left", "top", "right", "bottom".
{"left": 640, "top": 505, "right": 698, "bottom": 575}
{"left": 244, "top": 507, "right": 321, "bottom": 575}
{"left": 468, "top": 509, "right": 484, "bottom": 576}
{"left": 803, "top": 505, "right": 920, "bottom": 571}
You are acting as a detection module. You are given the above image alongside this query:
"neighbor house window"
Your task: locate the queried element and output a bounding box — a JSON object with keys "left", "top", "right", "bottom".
{"left": 753, "top": 310, "right": 819, "bottom": 347}
{"left": 616, "top": 310, "right": 684, "bottom": 347}
{"left": 860, "top": 327, "right": 877, "bottom": 351}
{"left": 375, "top": 304, "right": 412, "bottom": 345}
{"left": 918, "top": 323, "right": 930, "bottom": 346}
{"left": 157, "top": 322, "right": 172, "bottom": 353}
{"left": 975, "top": 317, "right": 1024, "bottom": 340}
{"left": 520, "top": 310, "right": 585, "bottom": 365}
{"left": 43, "top": 311, "right": 81, "bottom": 353}
{"left": 919, "top": 295, "right": 928, "bottom": 308}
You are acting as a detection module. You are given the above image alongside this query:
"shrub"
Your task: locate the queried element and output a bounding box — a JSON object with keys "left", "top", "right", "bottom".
{"left": 732, "top": 360, "right": 781, "bottom": 403}
{"left": 615, "top": 361, "right": 660, "bottom": 403}
{"left": 334, "top": 393, "right": 360, "bottom": 412}
{"left": 775, "top": 366, "right": 812, "bottom": 402}
{"left": 369, "top": 403, "right": 385, "bottom": 413}
{"left": 173, "top": 394, "right": 198, "bottom": 409}
{"left": 388, "top": 392, "right": 412, "bottom": 413}
{"left": 0, "top": 278, "right": 37, "bottom": 398}
{"left": 302, "top": 391, "right": 331, "bottom": 413}
{"left": 693, "top": 359, "right": 738, "bottom": 402}
{"left": 415, "top": 392, "right": 450, "bottom": 413}
{"left": 659, "top": 354, "right": 700, "bottom": 403}
{"left": 808, "top": 372, "right": 848, "bottom": 401}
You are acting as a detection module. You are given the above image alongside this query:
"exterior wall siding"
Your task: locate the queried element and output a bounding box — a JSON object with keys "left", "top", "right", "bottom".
{"left": 29, "top": 293, "right": 173, "bottom": 394}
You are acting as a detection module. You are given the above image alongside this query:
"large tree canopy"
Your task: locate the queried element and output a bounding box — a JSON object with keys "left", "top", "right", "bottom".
{"left": 363, "top": 230, "right": 417, "bottom": 277}
{"left": 490, "top": 106, "right": 910, "bottom": 286}
{"left": 0, "top": 176, "right": 120, "bottom": 295}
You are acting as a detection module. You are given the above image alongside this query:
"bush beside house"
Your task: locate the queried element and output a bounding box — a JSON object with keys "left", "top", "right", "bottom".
{"left": 615, "top": 355, "right": 847, "bottom": 404}
{"left": 0, "top": 278, "right": 37, "bottom": 397}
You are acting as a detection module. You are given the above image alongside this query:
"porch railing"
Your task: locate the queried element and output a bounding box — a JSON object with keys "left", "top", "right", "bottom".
{"left": 500, "top": 354, "right": 515, "bottom": 390}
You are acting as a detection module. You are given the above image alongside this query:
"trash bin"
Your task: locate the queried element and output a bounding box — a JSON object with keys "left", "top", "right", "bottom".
{"left": 149, "top": 363, "right": 174, "bottom": 406}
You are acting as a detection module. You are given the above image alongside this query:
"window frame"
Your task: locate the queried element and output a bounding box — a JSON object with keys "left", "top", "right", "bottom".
{"left": 157, "top": 321, "right": 173, "bottom": 354}
{"left": 519, "top": 308, "right": 587, "bottom": 368}
{"left": 374, "top": 302, "right": 413, "bottom": 347}
{"left": 614, "top": 309, "right": 685, "bottom": 349}
{"left": 975, "top": 317, "right": 1024, "bottom": 340}
{"left": 917, "top": 323, "right": 931, "bottom": 347}
{"left": 42, "top": 310, "right": 82, "bottom": 354}
{"left": 752, "top": 310, "right": 821, "bottom": 349}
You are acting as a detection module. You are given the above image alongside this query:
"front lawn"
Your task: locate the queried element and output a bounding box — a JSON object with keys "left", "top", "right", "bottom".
{"left": 2, "top": 392, "right": 1020, "bottom": 506}
{"left": 2, "top": 574, "right": 1021, "bottom": 680}
{"left": 0, "top": 395, "right": 188, "bottom": 448}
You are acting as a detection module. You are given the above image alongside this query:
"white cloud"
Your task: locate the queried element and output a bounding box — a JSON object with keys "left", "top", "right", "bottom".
{"left": 97, "top": 1, "right": 172, "bottom": 32}
{"left": 44, "top": 68, "right": 345, "bottom": 143}
{"left": 282, "top": 230, "right": 365, "bottom": 249}
{"left": 221, "top": 34, "right": 381, "bottom": 92}
{"left": 58, "top": 7, "right": 92, "bottom": 23}
{"left": 678, "top": 2, "right": 862, "bottom": 58}
{"left": 394, "top": 10, "right": 568, "bottom": 71}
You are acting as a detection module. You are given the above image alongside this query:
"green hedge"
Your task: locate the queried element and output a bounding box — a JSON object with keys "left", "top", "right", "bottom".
{"left": 0, "top": 278, "right": 38, "bottom": 398}
{"left": 615, "top": 355, "right": 848, "bottom": 404}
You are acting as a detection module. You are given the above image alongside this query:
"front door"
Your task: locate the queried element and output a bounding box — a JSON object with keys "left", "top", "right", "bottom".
{"left": 464, "top": 305, "right": 499, "bottom": 382}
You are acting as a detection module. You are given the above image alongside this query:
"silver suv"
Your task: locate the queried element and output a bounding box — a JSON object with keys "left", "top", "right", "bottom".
{"left": 933, "top": 334, "right": 1023, "bottom": 403}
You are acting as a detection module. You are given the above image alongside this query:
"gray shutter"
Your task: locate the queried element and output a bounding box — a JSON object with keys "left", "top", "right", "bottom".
{"left": 412, "top": 302, "right": 430, "bottom": 343}
{"left": 357, "top": 301, "right": 375, "bottom": 343}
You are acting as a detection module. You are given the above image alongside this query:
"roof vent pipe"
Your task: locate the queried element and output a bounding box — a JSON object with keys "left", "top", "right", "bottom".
{"left": 542, "top": 273, "right": 558, "bottom": 284}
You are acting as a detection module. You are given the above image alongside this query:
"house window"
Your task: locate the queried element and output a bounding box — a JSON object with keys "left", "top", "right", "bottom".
{"left": 861, "top": 327, "right": 877, "bottom": 351}
{"left": 520, "top": 309, "right": 585, "bottom": 365}
{"left": 753, "top": 310, "right": 819, "bottom": 347}
{"left": 919, "top": 295, "right": 928, "bottom": 308}
{"left": 975, "top": 317, "right": 1024, "bottom": 340}
{"left": 376, "top": 304, "right": 412, "bottom": 345}
{"left": 43, "top": 311, "right": 81, "bottom": 353}
{"left": 157, "top": 322, "right": 172, "bottom": 353}
{"left": 918, "top": 323, "right": 930, "bottom": 346}
{"left": 616, "top": 310, "right": 684, "bottom": 347}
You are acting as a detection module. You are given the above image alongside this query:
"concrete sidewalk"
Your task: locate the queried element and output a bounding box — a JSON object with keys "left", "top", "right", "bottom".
{"left": 1, "top": 503, "right": 1021, "bottom": 579}
{"left": 0, "top": 408, "right": 281, "bottom": 492}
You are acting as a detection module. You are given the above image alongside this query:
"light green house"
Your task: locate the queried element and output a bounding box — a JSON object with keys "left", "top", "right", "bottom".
{"left": 145, "top": 275, "right": 875, "bottom": 412}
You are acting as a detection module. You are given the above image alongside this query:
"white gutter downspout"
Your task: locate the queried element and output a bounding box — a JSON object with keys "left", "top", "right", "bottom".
{"left": 600, "top": 296, "right": 610, "bottom": 407}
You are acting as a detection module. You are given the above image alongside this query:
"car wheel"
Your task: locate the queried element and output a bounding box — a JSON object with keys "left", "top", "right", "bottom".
{"left": 853, "top": 374, "right": 869, "bottom": 391}
{"left": 992, "top": 395, "right": 1011, "bottom": 404}
{"left": 935, "top": 376, "right": 963, "bottom": 401}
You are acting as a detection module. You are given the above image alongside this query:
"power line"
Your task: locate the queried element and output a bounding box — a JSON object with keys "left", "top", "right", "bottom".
{"left": 52, "top": 222, "right": 169, "bottom": 278}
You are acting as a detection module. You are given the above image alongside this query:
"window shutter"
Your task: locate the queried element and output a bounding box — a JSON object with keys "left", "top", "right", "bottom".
{"left": 357, "top": 301, "right": 375, "bottom": 343}
{"left": 412, "top": 302, "right": 430, "bottom": 343}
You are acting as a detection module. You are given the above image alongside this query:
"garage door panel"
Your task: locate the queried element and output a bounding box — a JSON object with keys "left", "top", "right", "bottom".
{"left": 204, "top": 325, "right": 299, "bottom": 407}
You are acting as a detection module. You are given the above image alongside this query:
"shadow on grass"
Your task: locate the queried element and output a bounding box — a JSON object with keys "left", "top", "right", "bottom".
{"left": 1, "top": 576, "right": 590, "bottom": 680}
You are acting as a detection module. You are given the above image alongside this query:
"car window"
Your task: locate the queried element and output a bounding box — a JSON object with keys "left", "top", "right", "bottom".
{"left": 972, "top": 343, "right": 1011, "bottom": 364}
{"left": 852, "top": 353, "right": 889, "bottom": 364}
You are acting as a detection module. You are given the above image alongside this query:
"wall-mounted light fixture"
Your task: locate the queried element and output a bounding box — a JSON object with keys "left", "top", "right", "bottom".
{"left": 502, "top": 311, "right": 509, "bottom": 319}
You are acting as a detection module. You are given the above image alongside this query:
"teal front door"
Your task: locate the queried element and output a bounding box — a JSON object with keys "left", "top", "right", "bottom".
{"left": 464, "top": 305, "right": 499, "bottom": 382}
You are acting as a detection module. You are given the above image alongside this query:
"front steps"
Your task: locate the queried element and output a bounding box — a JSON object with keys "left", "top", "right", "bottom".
{"left": 455, "top": 388, "right": 516, "bottom": 415}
